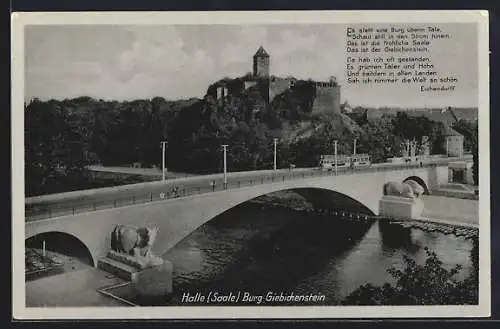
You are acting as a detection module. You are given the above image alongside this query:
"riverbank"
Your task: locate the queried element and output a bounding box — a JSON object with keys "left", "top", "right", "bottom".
{"left": 25, "top": 190, "right": 479, "bottom": 307}
{"left": 249, "top": 190, "right": 315, "bottom": 211}
{"left": 26, "top": 248, "right": 92, "bottom": 281}
{"left": 25, "top": 248, "right": 65, "bottom": 281}
{"left": 26, "top": 267, "right": 128, "bottom": 307}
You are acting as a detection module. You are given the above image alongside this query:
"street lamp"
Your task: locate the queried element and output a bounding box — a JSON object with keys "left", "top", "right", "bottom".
{"left": 160, "top": 140, "right": 168, "bottom": 181}
{"left": 353, "top": 138, "right": 357, "bottom": 156}
{"left": 334, "top": 140, "right": 338, "bottom": 175}
{"left": 273, "top": 138, "right": 278, "bottom": 171}
{"left": 221, "top": 144, "right": 228, "bottom": 188}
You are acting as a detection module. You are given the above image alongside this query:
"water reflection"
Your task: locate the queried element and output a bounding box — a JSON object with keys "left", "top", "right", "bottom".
{"left": 162, "top": 201, "right": 474, "bottom": 306}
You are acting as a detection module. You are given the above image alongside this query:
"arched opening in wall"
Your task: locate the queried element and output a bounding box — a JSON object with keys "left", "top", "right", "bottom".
{"left": 26, "top": 232, "right": 94, "bottom": 268}
{"left": 403, "top": 176, "right": 430, "bottom": 195}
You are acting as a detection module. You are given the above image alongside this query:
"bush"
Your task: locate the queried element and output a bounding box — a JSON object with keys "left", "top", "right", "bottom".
{"left": 472, "top": 145, "right": 479, "bottom": 185}
{"left": 342, "top": 247, "right": 478, "bottom": 305}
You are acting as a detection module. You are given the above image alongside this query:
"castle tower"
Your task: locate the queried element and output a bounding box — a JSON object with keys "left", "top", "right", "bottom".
{"left": 253, "top": 46, "right": 270, "bottom": 78}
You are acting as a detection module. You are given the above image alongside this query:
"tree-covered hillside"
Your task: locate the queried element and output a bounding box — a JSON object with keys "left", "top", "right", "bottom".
{"left": 24, "top": 76, "right": 478, "bottom": 196}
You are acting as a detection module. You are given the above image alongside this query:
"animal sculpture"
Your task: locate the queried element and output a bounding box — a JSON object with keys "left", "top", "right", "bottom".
{"left": 383, "top": 180, "right": 424, "bottom": 199}
{"left": 110, "top": 224, "right": 159, "bottom": 258}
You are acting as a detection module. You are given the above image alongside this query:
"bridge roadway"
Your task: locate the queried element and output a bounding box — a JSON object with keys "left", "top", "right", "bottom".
{"left": 25, "top": 159, "right": 479, "bottom": 267}
{"left": 25, "top": 155, "right": 470, "bottom": 221}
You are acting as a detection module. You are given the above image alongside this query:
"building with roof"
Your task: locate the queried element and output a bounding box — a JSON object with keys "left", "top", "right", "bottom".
{"left": 440, "top": 125, "right": 464, "bottom": 157}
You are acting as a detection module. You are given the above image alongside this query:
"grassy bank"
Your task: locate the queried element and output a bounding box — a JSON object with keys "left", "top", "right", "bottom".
{"left": 249, "top": 190, "right": 315, "bottom": 211}
{"left": 27, "top": 171, "right": 157, "bottom": 197}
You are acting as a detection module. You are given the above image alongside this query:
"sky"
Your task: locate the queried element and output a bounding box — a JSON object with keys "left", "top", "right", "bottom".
{"left": 24, "top": 24, "right": 478, "bottom": 108}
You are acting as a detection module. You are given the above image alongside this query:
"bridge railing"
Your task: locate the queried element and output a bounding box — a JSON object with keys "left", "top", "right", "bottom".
{"left": 25, "top": 162, "right": 440, "bottom": 222}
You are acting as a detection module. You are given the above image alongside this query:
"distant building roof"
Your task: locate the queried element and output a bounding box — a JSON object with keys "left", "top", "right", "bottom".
{"left": 254, "top": 46, "right": 270, "bottom": 58}
{"left": 440, "top": 124, "right": 463, "bottom": 137}
{"left": 449, "top": 161, "right": 472, "bottom": 169}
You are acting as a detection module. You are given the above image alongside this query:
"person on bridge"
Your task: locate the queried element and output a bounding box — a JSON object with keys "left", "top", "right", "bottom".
{"left": 171, "top": 186, "right": 180, "bottom": 198}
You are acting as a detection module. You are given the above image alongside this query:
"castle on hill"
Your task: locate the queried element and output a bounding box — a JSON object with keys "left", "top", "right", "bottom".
{"left": 210, "top": 46, "right": 341, "bottom": 113}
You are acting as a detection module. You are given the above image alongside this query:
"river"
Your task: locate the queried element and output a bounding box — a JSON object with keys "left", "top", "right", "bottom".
{"left": 135, "top": 193, "right": 477, "bottom": 306}
{"left": 24, "top": 190, "right": 478, "bottom": 307}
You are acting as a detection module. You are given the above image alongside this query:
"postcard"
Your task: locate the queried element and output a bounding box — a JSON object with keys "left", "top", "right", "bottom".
{"left": 12, "top": 10, "right": 490, "bottom": 319}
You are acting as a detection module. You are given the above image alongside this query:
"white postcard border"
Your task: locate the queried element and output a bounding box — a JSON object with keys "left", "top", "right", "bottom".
{"left": 11, "top": 10, "right": 491, "bottom": 319}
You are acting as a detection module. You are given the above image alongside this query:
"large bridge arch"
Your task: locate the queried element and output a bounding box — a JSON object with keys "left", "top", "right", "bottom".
{"left": 25, "top": 231, "right": 95, "bottom": 266}
{"left": 149, "top": 182, "right": 381, "bottom": 256}
{"left": 161, "top": 187, "right": 377, "bottom": 254}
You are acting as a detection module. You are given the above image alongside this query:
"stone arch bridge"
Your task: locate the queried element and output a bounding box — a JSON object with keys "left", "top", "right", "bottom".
{"left": 25, "top": 165, "right": 448, "bottom": 267}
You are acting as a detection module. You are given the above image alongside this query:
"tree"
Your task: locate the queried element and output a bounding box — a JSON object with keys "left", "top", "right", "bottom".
{"left": 452, "top": 119, "right": 479, "bottom": 186}
{"left": 27, "top": 76, "right": 471, "bottom": 195}
{"left": 342, "top": 247, "right": 478, "bottom": 305}
{"left": 452, "top": 119, "right": 476, "bottom": 153}
{"left": 354, "top": 114, "right": 406, "bottom": 163}
{"left": 25, "top": 99, "right": 96, "bottom": 195}
{"left": 472, "top": 144, "right": 479, "bottom": 186}
{"left": 391, "top": 112, "right": 449, "bottom": 155}
{"left": 25, "top": 99, "right": 61, "bottom": 195}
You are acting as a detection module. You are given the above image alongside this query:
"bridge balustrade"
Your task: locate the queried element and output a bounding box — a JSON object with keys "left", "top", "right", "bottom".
{"left": 25, "top": 162, "right": 439, "bottom": 221}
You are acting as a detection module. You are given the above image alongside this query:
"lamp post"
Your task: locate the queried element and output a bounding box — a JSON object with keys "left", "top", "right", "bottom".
{"left": 353, "top": 139, "right": 357, "bottom": 156}
{"left": 273, "top": 138, "right": 278, "bottom": 171}
{"left": 160, "top": 141, "right": 168, "bottom": 181}
{"left": 221, "top": 144, "right": 228, "bottom": 188}
{"left": 334, "top": 140, "right": 338, "bottom": 175}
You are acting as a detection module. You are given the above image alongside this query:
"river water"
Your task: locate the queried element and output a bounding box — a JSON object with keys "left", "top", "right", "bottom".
{"left": 154, "top": 197, "right": 476, "bottom": 306}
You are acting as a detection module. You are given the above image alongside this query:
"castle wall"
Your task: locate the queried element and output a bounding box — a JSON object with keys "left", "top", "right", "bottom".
{"left": 312, "top": 84, "right": 341, "bottom": 113}
{"left": 269, "top": 78, "right": 292, "bottom": 102}
{"left": 244, "top": 81, "right": 257, "bottom": 90}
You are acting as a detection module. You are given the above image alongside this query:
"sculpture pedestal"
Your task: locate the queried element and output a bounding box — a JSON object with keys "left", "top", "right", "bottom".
{"left": 379, "top": 195, "right": 424, "bottom": 219}
{"left": 131, "top": 261, "right": 173, "bottom": 298}
{"left": 98, "top": 251, "right": 173, "bottom": 297}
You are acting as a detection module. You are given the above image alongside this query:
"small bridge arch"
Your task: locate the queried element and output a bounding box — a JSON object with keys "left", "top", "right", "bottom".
{"left": 25, "top": 231, "right": 95, "bottom": 267}
{"left": 403, "top": 176, "right": 430, "bottom": 195}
